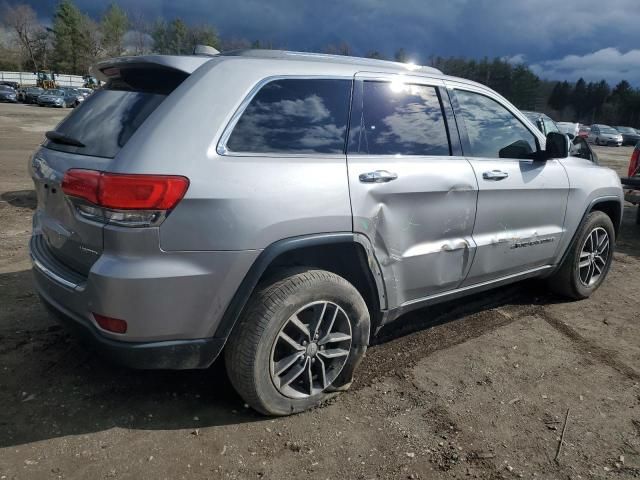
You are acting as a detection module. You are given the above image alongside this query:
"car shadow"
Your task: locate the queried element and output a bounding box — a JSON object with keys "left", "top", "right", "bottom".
{"left": 1, "top": 189, "right": 37, "bottom": 210}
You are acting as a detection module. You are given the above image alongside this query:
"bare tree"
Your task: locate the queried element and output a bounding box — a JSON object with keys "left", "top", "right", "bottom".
{"left": 129, "top": 11, "right": 151, "bottom": 55}
{"left": 2, "top": 4, "right": 44, "bottom": 71}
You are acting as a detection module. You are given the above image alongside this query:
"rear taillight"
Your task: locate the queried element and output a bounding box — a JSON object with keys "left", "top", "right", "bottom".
{"left": 62, "top": 169, "right": 189, "bottom": 227}
{"left": 628, "top": 147, "right": 640, "bottom": 177}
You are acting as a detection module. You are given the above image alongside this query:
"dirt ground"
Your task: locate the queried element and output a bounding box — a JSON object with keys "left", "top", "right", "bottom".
{"left": 1, "top": 101, "right": 640, "bottom": 480}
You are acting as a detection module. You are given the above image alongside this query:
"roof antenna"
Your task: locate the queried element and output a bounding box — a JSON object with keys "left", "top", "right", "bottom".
{"left": 193, "top": 45, "right": 220, "bottom": 56}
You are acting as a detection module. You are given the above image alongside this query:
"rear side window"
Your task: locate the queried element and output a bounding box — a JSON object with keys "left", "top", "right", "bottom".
{"left": 225, "top": 79, "right": 351, "bottom": 154}
{"left": 349, "top": 81, "right": 450, "bottom": 156}
{"left": 44, "top": 66, "right": 187, "bottom": 158}
{"left": 455, "top": 89, "right": 538, "bottom": 159}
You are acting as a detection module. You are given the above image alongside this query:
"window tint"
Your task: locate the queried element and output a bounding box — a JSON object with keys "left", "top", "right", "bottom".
{"left": 455, "top": 90, "right": 537, "bottom": 159}
{"left": 44, "top": 89, "right": 166, "bottom": 158}
{"left": 226, "top": 79, "right": 351, "bottom": 154}
{"left": 44, "top": 67, "right": 188, "bottom": 158}
{"left": 350, "top": 81, "right": 450, "bottom": 155}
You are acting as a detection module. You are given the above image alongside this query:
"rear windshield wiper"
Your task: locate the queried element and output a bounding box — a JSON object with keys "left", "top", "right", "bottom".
{"left": 45, "top": 131, "right": 85, "bottom": 148}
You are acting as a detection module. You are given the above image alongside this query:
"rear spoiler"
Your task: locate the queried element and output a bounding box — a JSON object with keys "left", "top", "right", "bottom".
{"left": 90, "top": 55, "right": 213, "bottom": 82}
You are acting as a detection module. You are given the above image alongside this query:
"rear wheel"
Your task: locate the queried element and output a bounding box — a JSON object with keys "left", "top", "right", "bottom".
{"left": 225, "top": 269, "right": 370, "bottom": 416}
{"left": 548, "top": 211, "right": 614, "bottom": 299}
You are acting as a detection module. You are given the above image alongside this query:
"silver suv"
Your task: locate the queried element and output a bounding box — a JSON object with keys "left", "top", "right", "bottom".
{"left": 30, "top": 50, "right": 623, "bottom": 415}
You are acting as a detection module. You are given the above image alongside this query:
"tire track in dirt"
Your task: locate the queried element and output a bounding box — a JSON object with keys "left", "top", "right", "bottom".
{"left": 536, "top": 307, "right": 640, "bottom": 382}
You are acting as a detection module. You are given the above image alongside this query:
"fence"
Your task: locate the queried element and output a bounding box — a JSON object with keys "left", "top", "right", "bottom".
{"left": 0, "top": 71, "right": 85, "bottom": 87}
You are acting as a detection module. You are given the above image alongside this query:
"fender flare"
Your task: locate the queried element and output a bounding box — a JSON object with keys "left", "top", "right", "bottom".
{"left": 213, "top": 232, "right": 387, "bottom": 340}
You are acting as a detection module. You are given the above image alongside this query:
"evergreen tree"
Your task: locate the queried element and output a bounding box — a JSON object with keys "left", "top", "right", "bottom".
{"left": 101, "top": 3, "right": 128, "bottom": 57}
{"left": 52, "top": 0, "right": 91, "bottom": 74}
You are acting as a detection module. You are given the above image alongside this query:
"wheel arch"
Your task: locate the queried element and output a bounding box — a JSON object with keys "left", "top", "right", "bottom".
{"left": 214, "top": 233, "right": 387, "bottom": 341}
{"left": 552, "top": 195, "right": 622, "bottom": 275}
{"left": 589, "top": 198, "right": 622, "bottom": 237}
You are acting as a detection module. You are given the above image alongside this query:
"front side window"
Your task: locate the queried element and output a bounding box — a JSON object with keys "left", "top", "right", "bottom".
{"left": 455, "top": 89, "right": 538, "bottom": 159}
{"left": 349, "top": 81, "right": 450, "bottom": 156}
{"left": 226, "top": 78, "right": 351, "bottom": 154}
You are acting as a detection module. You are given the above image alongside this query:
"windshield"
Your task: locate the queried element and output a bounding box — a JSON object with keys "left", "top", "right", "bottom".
{"left": 542, "top": 118, "right": 560, "bottom": 133}
{"left": 600, "top": 127, "right": 619, "bottom": 134}
{"left": 27, "top": 88, "right": 43, "bottom": 93}
{"left": 46, "top": 90, "right": 64, "bottom": 96}
{"left": 616, "top": 127, "right": 635, "bottom": 133}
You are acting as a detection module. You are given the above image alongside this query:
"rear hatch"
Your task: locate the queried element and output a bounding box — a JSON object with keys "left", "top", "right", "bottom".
{"left": 31, "top": 56, "right": 208, "bottom": 276}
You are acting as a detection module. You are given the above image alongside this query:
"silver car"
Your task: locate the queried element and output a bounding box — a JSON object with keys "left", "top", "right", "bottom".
{"left": 30, "top": 50, "right": 623, "bottom": 415}
{"left": 588, "top": 124, "right": 623, "bottom": 146}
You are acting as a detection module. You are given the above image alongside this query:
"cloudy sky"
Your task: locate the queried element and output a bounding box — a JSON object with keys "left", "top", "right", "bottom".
{"left": 26, "top": 0, "right": 640, "bottom": 85}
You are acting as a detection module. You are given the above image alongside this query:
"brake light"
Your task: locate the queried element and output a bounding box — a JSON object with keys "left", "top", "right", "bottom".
{"left": 62, "top": 169, "right": 189, "bottom": 210}
{"left": 629, "top": 147, "right": 640, "bottom": 177}
{"left": 93, "top": 313, "right": 127, "bottom": 334}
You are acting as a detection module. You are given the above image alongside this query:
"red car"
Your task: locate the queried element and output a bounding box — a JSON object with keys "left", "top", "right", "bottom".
{"left": 578, "top": 125, "right": 591, "bottom": 139}
{"left": 622, "top": 143, "right": 640, "bottom": 224}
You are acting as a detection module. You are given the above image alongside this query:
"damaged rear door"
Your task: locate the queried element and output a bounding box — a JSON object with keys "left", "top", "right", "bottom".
{"left": 347, "top": 73, "right": 478, "bottom": 308}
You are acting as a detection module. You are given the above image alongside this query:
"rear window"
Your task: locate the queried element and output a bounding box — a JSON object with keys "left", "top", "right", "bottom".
{"left": 43, "top": 66, "right": 187, "bottom": 158}
{"left": 225, "top": 78, "right": 352, "bottom": 154}
{"left": 348, "top": 81, "right": 450, "bottom": 156}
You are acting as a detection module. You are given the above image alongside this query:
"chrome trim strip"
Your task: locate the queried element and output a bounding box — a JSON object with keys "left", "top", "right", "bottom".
{"left": 31, "top": 254, "right": 78, "bottom": 290}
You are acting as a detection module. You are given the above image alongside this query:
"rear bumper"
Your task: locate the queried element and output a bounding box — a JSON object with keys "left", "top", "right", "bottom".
{"left": 38, "top": 287, "right": 225, "bottom": 369}
{"left": 29, "top": 231, "right": 259, "bottom": 369}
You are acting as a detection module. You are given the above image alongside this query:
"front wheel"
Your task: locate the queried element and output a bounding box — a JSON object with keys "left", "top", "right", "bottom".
{"left": 225, "top": 269, "right": 370, "bottom": 416}
{"left": 547, "top": 211, "right": 614, "bottom": 299}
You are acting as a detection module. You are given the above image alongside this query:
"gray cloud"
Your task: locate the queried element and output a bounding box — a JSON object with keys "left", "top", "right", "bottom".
{"left": 26, "top": 0, "right": 640, "bottom": 84}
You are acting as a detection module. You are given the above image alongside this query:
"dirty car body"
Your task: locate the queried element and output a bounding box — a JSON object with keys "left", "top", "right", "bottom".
{"left": 29, "top": 50, "right": 623, "bottom": 414}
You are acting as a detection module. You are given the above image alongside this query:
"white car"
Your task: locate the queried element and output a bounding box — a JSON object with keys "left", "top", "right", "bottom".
{"left": 557, "top": 122, "right": 579, "bottom": 138}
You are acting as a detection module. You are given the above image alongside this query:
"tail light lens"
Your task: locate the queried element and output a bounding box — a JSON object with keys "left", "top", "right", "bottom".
{"left": 93, "top": 313, "right": 128, "bottom": 334}
{"left": 62, "top": 169, "right": 189, "bottom": 226}
{"left": 628, "top": 147, "right": 640, "bottom": 177}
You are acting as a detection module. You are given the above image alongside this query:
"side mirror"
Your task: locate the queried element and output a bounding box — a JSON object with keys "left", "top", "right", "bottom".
{"left": 543, "top": 132, "right": 569, "bottom": 160}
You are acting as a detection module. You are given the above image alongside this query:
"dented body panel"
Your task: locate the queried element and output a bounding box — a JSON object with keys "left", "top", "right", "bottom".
{"left": 348, "top": 155, "right": 478, "bottom": 308}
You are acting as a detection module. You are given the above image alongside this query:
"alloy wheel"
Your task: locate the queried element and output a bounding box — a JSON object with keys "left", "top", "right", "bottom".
{"left": 270, "top": 301, "right": 352, "bottom": 399}
{"left": 578, "top": 227, "right": 609, "bottom": 287}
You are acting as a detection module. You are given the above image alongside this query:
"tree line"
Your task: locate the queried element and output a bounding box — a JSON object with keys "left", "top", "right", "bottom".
{"left": 1, "top": 0, "right": 639, "bottom": 128}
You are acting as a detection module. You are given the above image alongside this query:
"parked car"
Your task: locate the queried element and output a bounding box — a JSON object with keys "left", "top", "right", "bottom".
{"left": 622, "top": 143, "right": 640, "bottom": 224}
{"left": 521, "top": 111, "right": 561, "bottom": 136}
{"left": 21, "top": 86, "right": 45, "bottom": 104}
{"left": 614, "top": 126, "right": 640, "bottom": 146}
{"left": 588, "top": 124, "right": 623, "bottom": 146}
{"left": 37, "top": 88, "right": 83, "bottom": 108}
{"left": 75, "top": 87, "right": 93, "bottom": 98}
{"left": 578, "top": 125, "right": 591, "bottom": 139}
{"left": 30, "top": 50, "right": 623, "bottom": 416}
{"left": 557, "top": 122, "right": 580, "bottom": 137}
{"left": 0, "top": 85, "right": 18, "bottom": 103}
{"left": 0, "top": 81, "right": 20, "bottom": 90}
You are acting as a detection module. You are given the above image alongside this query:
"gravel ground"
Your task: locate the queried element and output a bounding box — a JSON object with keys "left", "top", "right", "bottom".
{"left": 1, "top": 102, "right": 639, "bottom": 479}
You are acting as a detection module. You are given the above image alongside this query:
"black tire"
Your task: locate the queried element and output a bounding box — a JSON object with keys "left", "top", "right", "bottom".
{"left": 547, "top": 210, "right": 615, "bottom": 299}
{"left": 225, "top": 269, "right": 370, "bottom": 416}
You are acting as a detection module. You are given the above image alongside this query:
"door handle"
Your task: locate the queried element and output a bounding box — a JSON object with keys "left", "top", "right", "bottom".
{"left": 482, "top": 170, "right": 509, "bottom": 180}
{"left": 359, "top": 170, "right": 398, "bottom": 183}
